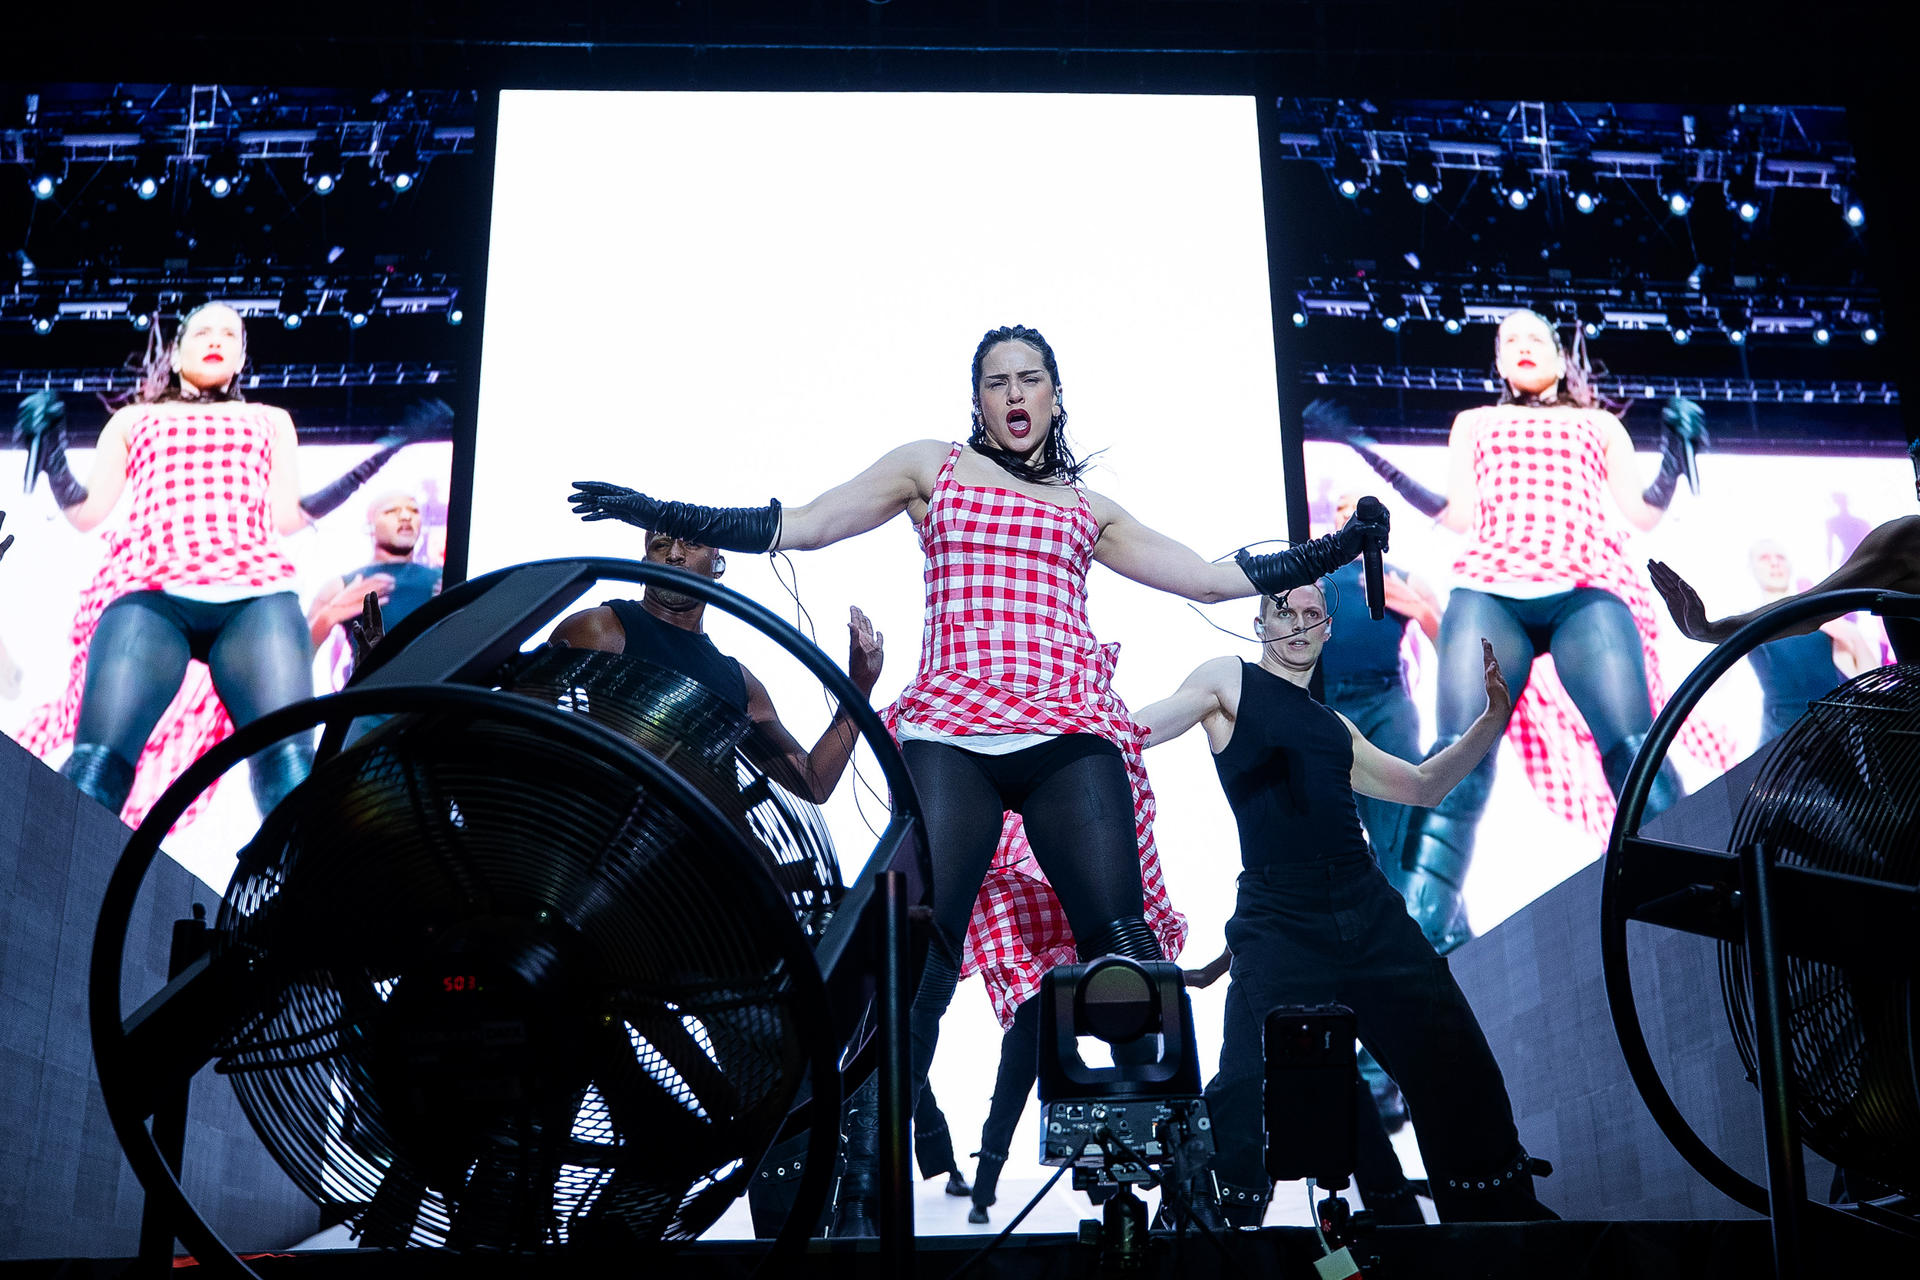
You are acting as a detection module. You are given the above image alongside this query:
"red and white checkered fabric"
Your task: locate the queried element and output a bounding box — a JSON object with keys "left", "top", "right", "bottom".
{"left": 16, "top": 402, "right": 298, "bottom": 831}
{"left": 1451, "top": 408, "right": 1736, "bottom": 839}
{"left": 884, "top": 444, "right": 1187, "bottom": 1029}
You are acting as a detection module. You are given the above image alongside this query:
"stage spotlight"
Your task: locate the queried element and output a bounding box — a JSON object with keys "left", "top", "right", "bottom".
{"left": 382, "top": 135, "right": 420, "bottom": 192}
{"left": 29, "top": 148, "right": 60, "bottom": 200}
{"left": 1331, "top": 142, "right": 1368, "bottom": 199}
{"left": 1836, "top": 188, "right": 1865, "bottom": 228}
{"left": 1720, "top": 301, "right": 1750, "bottom": 346}
{"left": 1725, "top": 163, "right": 1761, "bottom": 223}
{"left": 1565, "top": 156, "right": 1602, "bottom": 214}
{"left": 202, "top": 142, "right": 245, "bottom": 199}
{"left": 344, "top": 289, "right": 374, "bottom": 329}
{"left": 1497, "top": 153, "right": 1534, "bottom": 210}
{"left": 1439, "top": 288, "right": 1467, "bottom": 334}
{"left": 129, "top": 143, "right": 169, "bottom": 200}
{"left": 1372, "top": 295, "right": 1405, "bottom": 333}
{"left": 1862, "top": 324, "right": 1880, "bottom": 345}
{"left": 1667, "top": 301, "right": 1693, "bottom": 345}
{"left": 448, "top": 306, "right": 465, "bottom": 326}
{"left": 1813, "top": 323, "right": 1832, "bottom": 346}
{"left": 127, "top": 289, "right": 158, "bottom": 331}
{"left": 1404, "top": 152, "right": 1441, "bottom": 205}
{"left": 1291, "top": 308, "right": 1308, "bottom": 328}
{"left": 1578, "top": 300, "right": 1606, "bottom": 339}
{"left": 279, "top": 282, "right": 308, "bottom": 330}
{"left": 1659, "top": 162, "right": 1693, "bottom": 216}
{"left": 30, "top": 295, "right": 58, "bottom": 336}
{"left": 307, "top": 134, "right": 344, "bottom": 195}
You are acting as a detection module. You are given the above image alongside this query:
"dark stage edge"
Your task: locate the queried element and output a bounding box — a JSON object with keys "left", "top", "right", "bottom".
{"left": 3, "top": 1220, "right": 1916, "bottom": 1280}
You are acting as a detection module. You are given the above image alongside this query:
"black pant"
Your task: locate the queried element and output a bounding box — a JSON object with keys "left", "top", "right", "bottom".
{"left": 1204, "top": 855, "right": 1545, "bottom": 1222}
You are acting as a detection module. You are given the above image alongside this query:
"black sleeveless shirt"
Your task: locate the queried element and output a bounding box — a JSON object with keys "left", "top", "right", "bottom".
{"left": 605, "top": 598, "right": 749, "bottom": 712}
{"left": 342, "top": 561, "right": 442, "bottom": 631}
{"left": 1212, "top": 662, "right": 1372, "bottom": 870}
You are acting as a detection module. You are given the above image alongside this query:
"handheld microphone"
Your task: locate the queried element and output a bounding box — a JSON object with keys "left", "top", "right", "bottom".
{"left": 23, "top": 432, "right": 42, "bottom": 496}
{"left": 1357, "top": 495, "right": 1387, "bottom": 622}
{"left": 1680, "top": 435, "right": 1700, "bottom": 496}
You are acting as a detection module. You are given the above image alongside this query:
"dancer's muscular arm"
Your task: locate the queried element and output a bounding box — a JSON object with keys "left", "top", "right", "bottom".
{"left": 1344, "top": 639, "right": 1512, "bottom": 807}
{"left": 739, "top": 606, "right": 885, "bottom": 803}
{"left": 1652, "top": 516, "right": 1920, "bottom": 645}
{"left": 1135, "top": 656, "right": 1243, "bottom": 753}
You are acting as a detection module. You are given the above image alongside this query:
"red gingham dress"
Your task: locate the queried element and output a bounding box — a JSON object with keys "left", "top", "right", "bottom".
{"left": 1453, "top": 407, "right": 1734, "bottom": 838}
{"left": 884, "top": 444, "right": 1187, "bottom": 1029}
{"left": 17, "top": 402, "right": 298, "bottom": 830}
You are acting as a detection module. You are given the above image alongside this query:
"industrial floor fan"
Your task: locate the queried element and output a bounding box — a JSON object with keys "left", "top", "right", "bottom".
{"left": 1603, "top": 588, "right": 1920, "bottom": 1274}
{"left": 89, "top": 559, "right": 929, "bottom": 1278}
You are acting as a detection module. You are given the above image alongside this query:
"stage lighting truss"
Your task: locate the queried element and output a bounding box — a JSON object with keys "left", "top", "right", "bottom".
{"left": 1, "top": 360, "right": 457, "bottom": 397}
{"left": 1279, "top": 103, "right": 1862, "bottom": 227}
{"left": 1292, "top": 276, "right": 1880, "bottom": 348}
{"left": 1302, "top": 363, "right": 1900, "bottom": 409}
{"left": 0, "top": 271, "right": 463, "bottom": 332}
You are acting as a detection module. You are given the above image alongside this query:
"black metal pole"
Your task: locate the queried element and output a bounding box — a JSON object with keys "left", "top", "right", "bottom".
{"left": 137, "top": 902, "right": 210, "bottom": 1273}
{"left": 877, "top": 869, "right": 915, "bottom": 1274}
{"left": 1737, "top": 842, "right": 1805, "bottom": 1279}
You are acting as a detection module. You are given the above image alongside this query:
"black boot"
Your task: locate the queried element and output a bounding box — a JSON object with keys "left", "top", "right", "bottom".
{"left": 1601, "top": 732, "right": 1684, "bottom": 820}
{"left": 62, "top": 743, "right": 136, "bottom": 817}
{"left": 1074, "top": 915, "right": 1165, "bottom": 963}
{"left": 248, "top": 737, "right": 313, "bottom": 819}
{"left": 1214, "top": 1177, "right": 1270, "bottom": 1229}
{"left": 913, "top": 1104, "right": 969, "bottom": 1195}
{"left": 1394, "top": 738, "right": 1491, "bottom": 954}
{"left": 829, "top": 1076, "right": 880, "bottom": 1238}
{"left": 1430, "top": 1150, "right": 1557, "bottom": 1223}
{"left": 968, "top": 1150, "right": 1006, "bottom": 1224}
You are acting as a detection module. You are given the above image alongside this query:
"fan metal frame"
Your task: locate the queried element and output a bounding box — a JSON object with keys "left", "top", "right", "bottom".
{"left": 1602, "top": 587, "right": 1920, "bottom": 1265}
{"left": 90, "top": 559, "right": 931, "bottom": 1279}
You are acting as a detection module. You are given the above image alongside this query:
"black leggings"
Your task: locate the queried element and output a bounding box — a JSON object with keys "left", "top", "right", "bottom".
{"left": 899, "top": 734, "right": 1159, "bottom": 1123}
{"left": 902, "top": 734, "right": 1149, "bottom": 952}
{"left": 73, "top": 590, "right": 315, "bottom": 814}
{"left": 1436, "top": 587, "right": 1656, "bottom": 755}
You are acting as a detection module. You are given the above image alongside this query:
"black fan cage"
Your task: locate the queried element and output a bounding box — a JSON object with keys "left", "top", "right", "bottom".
{"left": 211, "top": 701, "right": 813, "bottom": 1251}
{"left": 1722, "top": 663, "right": 1920, "bottom": 1194}
{"left": 503, "top": 646, "right": 845, "bottom": 941}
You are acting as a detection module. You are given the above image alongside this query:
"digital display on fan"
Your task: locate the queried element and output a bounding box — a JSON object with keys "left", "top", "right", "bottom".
{"left": 441, "top": 975, "right": 482, "bottom": 994}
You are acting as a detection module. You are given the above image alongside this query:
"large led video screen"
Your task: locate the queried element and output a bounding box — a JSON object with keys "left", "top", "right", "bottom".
{"left": 471, "top": 90, "right": 1289, "bottom": 1221}
{"left": 1, "top": 83, "right": 475, "bottom": 888}
{"left": 1281, "top": 98, "right": 1906, "bottom": 943}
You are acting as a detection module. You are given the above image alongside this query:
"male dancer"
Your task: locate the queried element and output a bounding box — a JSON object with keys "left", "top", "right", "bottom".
{"left": 307, "top": 491, "right": 443, "bottom": 655}
{"left": 1741, "top": 540, "right": 1874, "bottom": 743}
{"left": 1137, "top": 583, "right": 1553, "bottom": 1224}
{"left": 545, "top": 530, "right": 974, "bottom": 1220}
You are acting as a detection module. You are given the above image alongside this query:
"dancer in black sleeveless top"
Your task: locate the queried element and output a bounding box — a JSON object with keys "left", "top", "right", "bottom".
{"left": 1138, "top": 583, "right": 1555, "bottom": 1224}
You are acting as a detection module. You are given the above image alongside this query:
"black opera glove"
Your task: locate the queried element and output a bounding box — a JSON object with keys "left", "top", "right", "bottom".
{"left": 298, "top": 398, "right": 447, "bottom": 521}
{"left": 1235, "top": 501, "right": 1386, "bottom": 595}
{"left": 15, "top": 390, "right": 89, "bottom": 507}
{"left": 1642, "top": 397, "right": 1710, "bottom": 509}
{"left": 1349, "top": 436, "right": 1446, "bottom": 519}
{"left": 569, "top": 481, "right": 784, "bottom": 554}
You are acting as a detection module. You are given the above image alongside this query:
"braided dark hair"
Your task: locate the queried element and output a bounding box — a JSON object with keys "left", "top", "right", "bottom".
{"left": 967, "top": 324, "right": 1095, "bottom": 485}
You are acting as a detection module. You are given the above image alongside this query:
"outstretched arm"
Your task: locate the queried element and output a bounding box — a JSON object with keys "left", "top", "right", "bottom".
{"left": 1651, "top": 516, "right": 1920, "bottom": 645}
{"left": 1091, "top": 498, "right": 1259, "bottom": 602}
{"left": 774, "top": 440, "right": 947, "bottom": 551}
{"left": 1135, "top": 655, "right": 1240, "bottom": 750}
{"left": 741, "top": 606, "right": 885, "bottom": 803}
{"left": 1346, "top": 638, "right": 1512, "bottom": 806}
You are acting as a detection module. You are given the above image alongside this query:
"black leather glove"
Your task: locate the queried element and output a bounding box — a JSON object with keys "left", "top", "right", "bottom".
{"left": 298, "top": 399, "right": 447, "bottom": 521}
{"left": 1642, "top": 397, "right": 1709, "bottom": 509}
{"left": 1235, "top": 500, "right": 1385, "bottom": 595}
{"left": 15, "top": 390, "right": 88, "bottom": 507}
{"left": 568, "top": 481, "right": 784, "bottom": 553}
{"left": 1342, "top": 428, "right": 1445, "bottom": 519}
{"left": 1, "top": 509, "right": 13, "bottom": 562}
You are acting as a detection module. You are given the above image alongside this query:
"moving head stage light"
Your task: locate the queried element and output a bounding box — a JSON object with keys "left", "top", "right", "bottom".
{"left": 89, "top": 558, "right": 932, "bottom": 1276}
